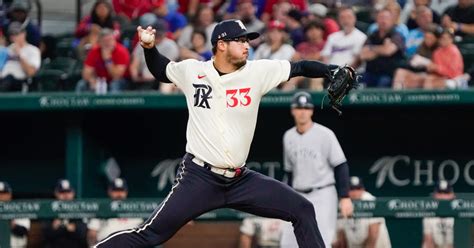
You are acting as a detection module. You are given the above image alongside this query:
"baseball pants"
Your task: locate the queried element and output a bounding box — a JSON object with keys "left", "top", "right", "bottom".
{"left": 280, "top": 186, "right": 338, "bottom": 248}
{"left": 95, "top": 153, "right": 325, "bottom": 248}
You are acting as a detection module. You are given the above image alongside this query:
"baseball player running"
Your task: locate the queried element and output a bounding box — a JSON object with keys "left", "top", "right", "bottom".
{"left": 280, "top": 91, "right": 353, "bottom": 248}
{"left": 95, "top": 19, "right": 345, "bottom": 248}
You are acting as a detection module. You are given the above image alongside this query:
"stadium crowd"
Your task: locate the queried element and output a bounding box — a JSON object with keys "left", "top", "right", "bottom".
{"left": 0, "top": 0, "right": 472, "bottom": 92}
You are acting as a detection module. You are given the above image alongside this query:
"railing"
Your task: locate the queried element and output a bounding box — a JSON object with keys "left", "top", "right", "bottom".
{"left": 0, "top": 198, "right": 473, "bottom": 247}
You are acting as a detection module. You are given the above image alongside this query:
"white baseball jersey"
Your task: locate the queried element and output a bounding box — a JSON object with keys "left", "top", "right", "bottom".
{"left": 10, "top": 218, "right": 30, "bottom": 248}
{"left": 283, "top": 122, "right": 346, "bottom": 190}
{"left": 240, "top": 217, "right": 284, "bottom": 247}
{"left": 423, "top": 217, "right": 454, "bottom": 248}
{"left": 337, "top": 192, "right": 391, "bottom": 248}
{"left": 166, "top": 59, "right": 291, "bottom": 168}
{"left": 88, "top": 218, "right": 143, "bottom": 242}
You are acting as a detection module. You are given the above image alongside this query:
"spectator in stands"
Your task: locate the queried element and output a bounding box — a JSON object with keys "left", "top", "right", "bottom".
{"left": 321, "top": 7, "right": 367, "bottom": 67}
{"left": 149, "top": 0, "right": 188, "bottom": 41}
{"left": 0, "top": 181, "right": 31, "bottom": 248}
{"left": 307, "top": 3, "right": 340, "bottom": 41}
{"left": 254, "top": 20, "right": 295, "bottom": 61}
{"left": 4, "top": 0, "right": 41, "bottom": 47}
{"left": 130, "top": 18, "right": 179, "bottom": 91}
{"left": 239, "top": 217, "right": 284, "bottom": 248}
{"left": 393, "top": 26, "right": 439, "bottom": 89}
{"left": 360, "top": 9, "right": 405, "bottom": 88}
{"left": 368, "top": 1, "right": 410, "bottom": 41}
{"left": 178, "top": 6, "right": 217, "bottom": 51}
{"left": 261, "top": 0, "right": 307, "bottom": 24}
{"left": 232, "top": 0, "right": 265, "bottom": 35}
{"left": 290, "top": 21, "right": 326, "bottom": 90}
{"left": 0, "top": 22, "right": 41, "bottom": 92}
{"left": 285, "top": 9, "right": 305, "bottom": 47}
{"left": 42, "top": 179, "right": 88, "bottom": 248}
{"left": 75, "top": 0, "right": 121, "bottom": 61}
{"left": 332, "top": 176, "right": 391, "bottom": 248}
{"left": 224, "top": 0, "right": 263, "bottom": 19}
{"left": 423, "top": 28, "right": 464, "bottom": 89}
{"left": 400, "top": 0, "right": 441, "bottom": 30}
{"left": 87, "top": 178, "right": 143, "bottom": 246}
{"left": 112, "top": 0, "right": 152, "bottom": 25}
{"left": 441, "top": 0, "right": 474, "bottom": 37}
{"left": 422, "top": 179, "right": 455, "bottom": 248}
{"left": 179, "top": 29, "right": 213, "bottom": 61}
{"left": 176, "top": 0, "right": 200, "bottom": 19}
{"left": 405, "top": 6, "right": 435, "bottom": 58}
{"left": 254, "top": 20, "right": 295, "bottom": 90}
{"left": 77, "top": 28, "right": 129, "bottom": 93}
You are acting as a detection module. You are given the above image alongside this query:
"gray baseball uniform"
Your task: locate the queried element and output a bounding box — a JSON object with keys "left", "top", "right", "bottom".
{"left": 281, "top": 122, "right": 347, "bottom": 248}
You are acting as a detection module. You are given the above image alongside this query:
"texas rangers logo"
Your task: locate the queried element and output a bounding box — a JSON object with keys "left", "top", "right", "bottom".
{"left": 193, "top": 84, "right": 213, "bottom": 109}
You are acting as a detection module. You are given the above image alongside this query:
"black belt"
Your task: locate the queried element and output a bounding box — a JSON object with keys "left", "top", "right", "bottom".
{"left": 295, "top": 183, "right": 335, "bottom": 194}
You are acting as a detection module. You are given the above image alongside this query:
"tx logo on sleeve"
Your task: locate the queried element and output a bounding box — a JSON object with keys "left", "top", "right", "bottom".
{"left": 193, "top": 84, "right": 213, "bottom": 109}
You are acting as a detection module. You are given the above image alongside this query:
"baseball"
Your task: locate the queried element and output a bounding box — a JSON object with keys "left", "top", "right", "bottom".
{"left": 141, "top": 32, "right": 155, "bottom": 44}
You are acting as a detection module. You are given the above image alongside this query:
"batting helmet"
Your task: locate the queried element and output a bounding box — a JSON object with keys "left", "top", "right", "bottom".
{"left": 291, "top": 91, "right": 314, "bottom": 109}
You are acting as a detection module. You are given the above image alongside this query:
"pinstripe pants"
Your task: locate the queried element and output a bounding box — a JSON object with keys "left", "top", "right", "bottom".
{"left": 94, "top": 154, "right": 325, "bottom": 248}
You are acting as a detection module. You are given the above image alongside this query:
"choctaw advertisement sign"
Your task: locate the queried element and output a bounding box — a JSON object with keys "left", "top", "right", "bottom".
{"left": 149, "top": 155, "right": 474, "bottom": 196}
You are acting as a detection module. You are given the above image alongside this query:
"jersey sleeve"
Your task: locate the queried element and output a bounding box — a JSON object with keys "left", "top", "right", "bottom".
{"left": 240, "top": 218, "right": 256, "bottom": 236}
{"left": 327, "top": 130, "right": 347, "bottom": 167}
{"left": 165, "top": 59, "right": 198, "bottom": 89}
{"left": 13, "top": 218, "right": 31, "bottom": 229}
{"left": 283, "top": 132, "right": 293, "bottom": 172}
{"left": 256, "top": 59, "right": 291, "bottom": 94}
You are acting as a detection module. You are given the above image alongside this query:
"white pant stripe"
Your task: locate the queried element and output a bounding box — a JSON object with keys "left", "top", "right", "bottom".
{"left": 94, "top": 161, "right": 187, "bottom": 247}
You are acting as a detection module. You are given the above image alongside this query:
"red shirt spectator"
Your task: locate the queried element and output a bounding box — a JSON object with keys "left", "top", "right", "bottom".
{"left": 112, "top": 0, "right": 153, "bottom": 21}
{"left": 432, "top": 43, "right": 463, "bottom": 78}
{"left": 75, "top": 0, "right": 121, "bottom": 39}
{"left": 84, "top": 40, "right": 130, "bottom": 82}
{"left": 263, "top": 0, "right": 307, "bottom": 16}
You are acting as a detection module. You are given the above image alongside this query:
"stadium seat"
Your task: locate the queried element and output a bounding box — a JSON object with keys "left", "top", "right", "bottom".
{"left": 34, "top": 69, "right": 67, "bottom": 91}
{"left": 458, "top": 43, "right": 474, "bottom": 72}
{"left": 35, "top": 57, "right": 79, "bottom": 91}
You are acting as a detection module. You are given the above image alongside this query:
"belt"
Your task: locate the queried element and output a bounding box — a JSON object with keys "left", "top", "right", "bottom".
{"left": 187, "top": 153, "right": 245, "bottom": 178}
{"left": 295, "top": 183, "right": 335, "bottom": 194}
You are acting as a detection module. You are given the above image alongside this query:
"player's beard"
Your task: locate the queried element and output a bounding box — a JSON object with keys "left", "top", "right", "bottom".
{"left": 226, "top": 52, "right": 247, "bottom": 69}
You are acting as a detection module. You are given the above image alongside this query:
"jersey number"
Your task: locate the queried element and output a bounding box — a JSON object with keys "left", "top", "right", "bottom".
{"left": 226, "top": 88, "right": 251, "bottom": 107}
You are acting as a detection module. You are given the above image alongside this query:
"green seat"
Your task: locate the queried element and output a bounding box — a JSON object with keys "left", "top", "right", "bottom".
{"left": 458, "top": 44, "right": 474, "bottom": 71}
{"left": 56, "top": 36, "right": 76, "bottom": 58}
{"left": 34, "top": 69, "right": 67, "bottom": 92}
{"left": 42, "top": 57, "right": 77, "bottom": 74}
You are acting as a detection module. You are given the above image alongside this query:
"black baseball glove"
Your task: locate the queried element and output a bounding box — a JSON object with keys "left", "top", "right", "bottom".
{"left": 326, "top": 65, "right": 360, "bottom": 115}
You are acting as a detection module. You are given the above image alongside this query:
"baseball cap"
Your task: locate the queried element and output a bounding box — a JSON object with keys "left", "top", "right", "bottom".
{"left": 0, "top": 181, "right": 12, "bottom": 194}
{"left": 9, "top": 0, "right": 31, "bottom": 13}
{"left": 309, "top": 3, "right": 328, "bottom": 17}
{"left": 435, "top": 179, "right": 453, "bottom": 194}
{"left": 349, "top": 176, "right": 364, "bottom": 190}
{"left": 8, "top": 22, "right": 25, "bottom": 35}
{"left": 268, "top": 20, "right": 286, "bottom": 31}
{"left": 55, "top": 179, "right": 74, "bottom": 193}
{"left": 291, "top": 91, "right": 314, "bottom": 109}
{"left": 210, "top": 19, "right": 260, "bottom": 45}
{"left": 109, "top": 178, "right": 128, "bottom": 191}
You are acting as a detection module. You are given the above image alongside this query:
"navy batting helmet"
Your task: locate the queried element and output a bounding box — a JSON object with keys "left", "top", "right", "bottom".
{"left": 291, "top": 91, "right": 314, "bottom": 109}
